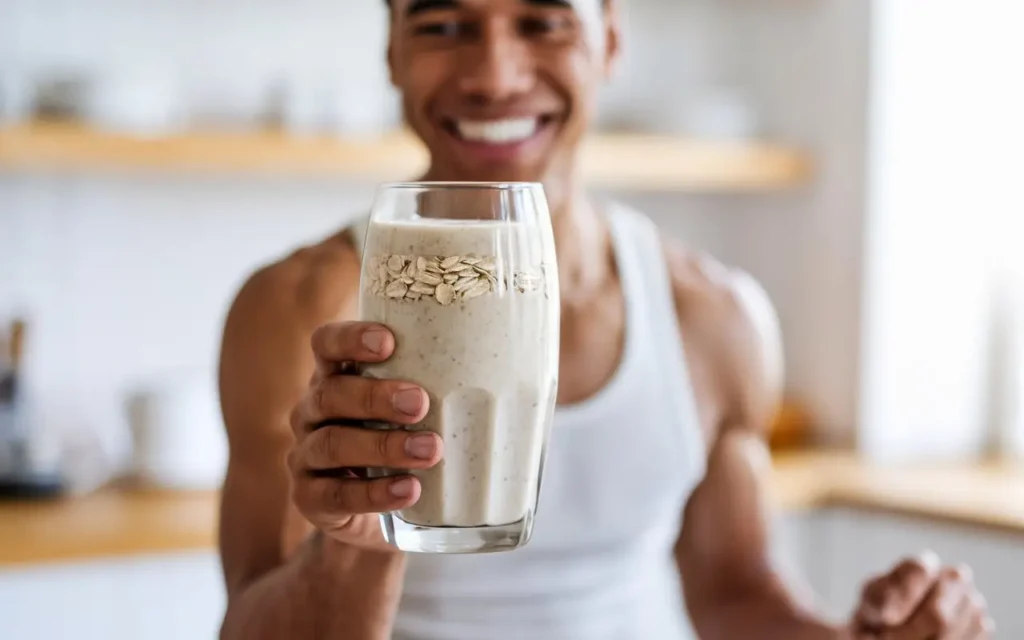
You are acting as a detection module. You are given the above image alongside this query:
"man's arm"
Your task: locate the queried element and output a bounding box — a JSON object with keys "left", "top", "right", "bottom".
{"left": 677, "top": 431, "right": 842, "bottom": 640}
{"left": 217, "top": 237, "right": 405, "bottom": 640}
{"left": 667, "top": 247, "right": 993, "bottom": 639}
{"left": 667, "top": 247, "right": 844, "bottom": 640}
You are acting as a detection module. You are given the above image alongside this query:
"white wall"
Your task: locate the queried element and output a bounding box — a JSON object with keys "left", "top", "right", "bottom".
{"left": 1, "top": 174, "right": 380, "bottom": 474}
{"left": 858, "top": 0, "right": 1024, "bottom": 461}
{"left": 719, "top": 0, "right": 871, "bottom": 443}
{"left": 0, "top": 0, "right": 872, "bottom": 477}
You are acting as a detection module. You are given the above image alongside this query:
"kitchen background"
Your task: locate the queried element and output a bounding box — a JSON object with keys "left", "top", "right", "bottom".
{"left": 1, "top": 0, "right": 1023, "bottom": 638}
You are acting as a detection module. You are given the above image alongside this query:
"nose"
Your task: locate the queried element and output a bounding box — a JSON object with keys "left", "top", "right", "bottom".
{"left": 457, "top": 23, "right": 534, "bottom": 103}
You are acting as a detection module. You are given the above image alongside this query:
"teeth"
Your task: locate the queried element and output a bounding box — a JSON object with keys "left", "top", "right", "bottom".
{"left": 456, "top": 118, "right": 539, "bottom": 143}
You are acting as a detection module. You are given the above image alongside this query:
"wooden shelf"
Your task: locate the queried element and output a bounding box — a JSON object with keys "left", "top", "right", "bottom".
{"left": 0, "top": 122, "right": 812, "bottom": 191}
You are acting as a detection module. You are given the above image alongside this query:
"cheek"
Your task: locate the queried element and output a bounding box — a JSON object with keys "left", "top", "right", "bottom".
{"left": 396, "top": 56, "right": 450, "bottom": 110}
{"left": 549, "top": 54, "right": 601, "bottom": 115}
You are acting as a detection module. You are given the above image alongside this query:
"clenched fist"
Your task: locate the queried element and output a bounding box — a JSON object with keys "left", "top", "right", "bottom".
{"left": 850, "top": 551, "right": 994, "bottom": 639}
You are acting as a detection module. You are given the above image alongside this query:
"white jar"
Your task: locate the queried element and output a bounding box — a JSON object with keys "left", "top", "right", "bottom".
{"left": 126, "top": 372, "right": 227, "bottom": 491}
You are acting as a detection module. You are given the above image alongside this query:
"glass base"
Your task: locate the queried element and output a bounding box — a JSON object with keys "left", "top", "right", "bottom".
{"left": 380, "top": 511, "right": 534, "bottom": 554}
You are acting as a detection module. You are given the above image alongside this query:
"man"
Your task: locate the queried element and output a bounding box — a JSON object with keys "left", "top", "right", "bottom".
{"left": 216, "top": 1, "right": 994, "bottom": 638}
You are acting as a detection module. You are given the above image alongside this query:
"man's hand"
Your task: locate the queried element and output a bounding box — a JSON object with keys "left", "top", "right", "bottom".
{"left": 289, "top": 321, "right": 443, "bottom": 551}
{"left": 850, "top": 551, "right": 994, "bottom": 639}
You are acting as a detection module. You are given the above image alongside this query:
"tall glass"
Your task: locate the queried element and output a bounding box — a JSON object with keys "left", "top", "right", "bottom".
{"left": 359, "top": 183, "right": 560, "bottom": 554}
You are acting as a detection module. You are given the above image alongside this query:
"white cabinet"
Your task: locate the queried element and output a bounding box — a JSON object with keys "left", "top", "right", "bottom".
{"left": 770, "top": 508, "right": 1024, "bottom": 632}
{"left": 812, "top": 508, "right": 1024, "bottom": 633}
{"left": 0, "top": 551, "right": 225, "bottom": 640}
{"left": 772, "top": 511, "right": 838, "bottom": 618}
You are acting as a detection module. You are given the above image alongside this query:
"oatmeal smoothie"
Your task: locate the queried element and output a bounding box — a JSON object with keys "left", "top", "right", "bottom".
{"left": 360, "top": 218, "right": 559, "bottom": 528}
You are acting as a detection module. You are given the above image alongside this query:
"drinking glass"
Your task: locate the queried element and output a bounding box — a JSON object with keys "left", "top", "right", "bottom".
{"left": 359, "top": 182, "right": 560, "bottom": 554}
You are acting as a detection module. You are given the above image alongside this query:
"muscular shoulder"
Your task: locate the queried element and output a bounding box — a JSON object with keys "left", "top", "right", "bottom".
{"left": 663, "top": 242, "right": 784, "bottom": 442}
{"left": 236, "top": 230, "right": 361, "bottom": 328}
{"left": 219, "top": 230, "right": 361, "bottom": 444}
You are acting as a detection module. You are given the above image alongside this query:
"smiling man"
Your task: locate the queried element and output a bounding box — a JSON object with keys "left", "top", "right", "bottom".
{"left": 216, "top": 1, "right": 993, "bottom": 639}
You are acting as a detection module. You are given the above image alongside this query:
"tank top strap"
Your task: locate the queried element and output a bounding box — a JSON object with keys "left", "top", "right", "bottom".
{"left": 605, "top": 204, "right": 708, "bottom": 479}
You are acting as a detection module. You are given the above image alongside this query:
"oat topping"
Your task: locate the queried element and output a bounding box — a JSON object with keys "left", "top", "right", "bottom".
{"left": 365, "top": 254, "right": 543, "bottom": 305}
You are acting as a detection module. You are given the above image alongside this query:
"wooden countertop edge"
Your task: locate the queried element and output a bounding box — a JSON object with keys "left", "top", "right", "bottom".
{"left": 2, "top": 452, "right": 1023, "bottom": 568}
{"left": 2, "top": 536, "right": 218, "bottom": 569}
{"left": 0, "top": 490, "right": 221, "bottom": 569}
{"left": 769, "top": 453, "right": 1024, "bottom": 536}
{"left": 816, "top": 497, "right": 1024, "bottom": 537}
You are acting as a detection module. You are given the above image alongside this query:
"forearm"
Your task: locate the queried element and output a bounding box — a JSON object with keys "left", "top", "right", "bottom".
{"left": 220, "top": 533, "right": 406, "bottom": 640}
{"left": 689, "top": 575, "right": 848, "bottom": 640}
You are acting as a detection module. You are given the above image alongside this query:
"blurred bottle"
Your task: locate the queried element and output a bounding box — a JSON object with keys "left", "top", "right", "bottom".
{"left": 0, "top": 322, "right": 16, "bottom": 474}
{"left": 769, "top": 398, "right": 813, "bottom": 451}
{"left": 0, "top": 319, "right": 29, "bottom": 474}
{"left": 0, "top": 318, "right": 65, "bottom": 499}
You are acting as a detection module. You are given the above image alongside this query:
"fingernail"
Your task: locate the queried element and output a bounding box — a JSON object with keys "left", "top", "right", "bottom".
{"left": 405, "top": 433, "right": 436, "bottom": 459}
{"left": 919, "top": 549, "right": 941, "bottom": 572}
{"left": 957, "top": 563, "right": 974, "bottom": 582}
{"left": 393, "top": 387, "right": 424, "bottom": 417}
{"left": 389, "top": 477, "right": 416, "bottom": 498}
{"left": 362, "top": 328, "right": 387, "bottom": 354}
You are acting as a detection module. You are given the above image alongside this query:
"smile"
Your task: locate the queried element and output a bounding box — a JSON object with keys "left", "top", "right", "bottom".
{"left": 454, "top": 117, "right": 544, "bottom": 144}
{"left": 441, "top": 116, "right": 557, "bottom": 163}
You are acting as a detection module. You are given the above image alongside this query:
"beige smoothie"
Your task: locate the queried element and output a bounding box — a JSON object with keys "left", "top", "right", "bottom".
{"left": 360, "top": 218, "right": 559, "bottom": 528}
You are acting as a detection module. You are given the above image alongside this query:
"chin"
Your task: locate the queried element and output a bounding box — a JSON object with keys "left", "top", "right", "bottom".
{"left": 457, "top": 163, "right": 547, "bottom": 184}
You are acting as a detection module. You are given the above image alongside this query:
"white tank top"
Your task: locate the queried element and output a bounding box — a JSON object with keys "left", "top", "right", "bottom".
{"left": 355, "top": 204, "right": 708, "bottom": 640}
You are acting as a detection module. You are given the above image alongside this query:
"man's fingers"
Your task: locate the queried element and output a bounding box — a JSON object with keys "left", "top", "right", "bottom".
{"left": 298, "top": 426, "right": 443, "bottom": 470}
{"left": 942, "top": 584, "right": 993, "bottom": 639}
{"left": 857, "top": 550, "right": 942, "bottom": 627}
{"left": 294, "top": 375, "right": 429, "bottom": 428}
{"left": 311, "top": 322, "right": 395, "bottom": 368}
{"left": 940, "top": 583, "right": 979, "bottom": 639}
{"left": 883, "top": 567, "right": 969, "bottom": 639}
{"left": 293, "top": 474, "right": 421, "bottom": 521}
{"left": 975, "top": 611, "right": 997, "bottom": 638}
{"left": 854, "top": 557, "right": 992, "bottom": 639}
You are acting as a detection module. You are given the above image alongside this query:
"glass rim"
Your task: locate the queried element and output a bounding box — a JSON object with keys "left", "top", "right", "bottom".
{"left": 378, "top": 181, "right": 543, "bottom": 191}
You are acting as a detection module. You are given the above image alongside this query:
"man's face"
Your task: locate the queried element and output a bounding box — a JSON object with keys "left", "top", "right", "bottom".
{"left": 388, "top": 0, "right": 619, "bottom": 184}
